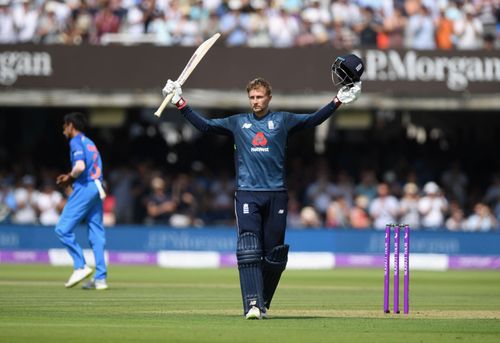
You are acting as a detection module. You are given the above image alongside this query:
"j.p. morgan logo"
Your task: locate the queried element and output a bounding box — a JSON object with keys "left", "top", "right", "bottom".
{"left": 0, "top": 51, "right": 53, "bottom": 86}
{"left": 358, "top": 50, "right": 500, "bottom": 91}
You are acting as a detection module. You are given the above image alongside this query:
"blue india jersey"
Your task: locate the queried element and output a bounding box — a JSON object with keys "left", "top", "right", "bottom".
{"left": 181, "top": 101, "right": 339, "bottom": 191}
{"left": 69, "top": 133, "right": 103, "bottom": 185}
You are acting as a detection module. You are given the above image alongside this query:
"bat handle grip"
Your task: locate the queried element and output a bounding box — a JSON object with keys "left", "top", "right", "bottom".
{"left": 154, "top": 92, "right": 175, "bottom": 117}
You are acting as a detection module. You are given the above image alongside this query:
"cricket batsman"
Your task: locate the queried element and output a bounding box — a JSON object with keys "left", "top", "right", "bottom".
{"left": 162, "top": 54, "right": 364, "bottom": 319}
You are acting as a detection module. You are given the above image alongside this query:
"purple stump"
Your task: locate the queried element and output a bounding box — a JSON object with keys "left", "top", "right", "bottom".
{"left": 384, "top": 225, "right": 391, "bottom": 313}
{"left": 393, "top": 225, "right": 400, "bottom": 314}
{"left": 404, "top": 225, "right": 410, "bottom": 314}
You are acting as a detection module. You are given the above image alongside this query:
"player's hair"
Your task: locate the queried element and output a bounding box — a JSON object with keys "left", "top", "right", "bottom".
{"left": 64, "top": 112, "right": 87, "bottom": 132}
{"left": 246, "top": 78, "right": 272, "bottom": 96}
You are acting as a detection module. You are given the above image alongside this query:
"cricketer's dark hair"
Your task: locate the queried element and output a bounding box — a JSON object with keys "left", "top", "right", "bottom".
{"left": 64, "top": 112, "right": 87, "bottom": 132}
{"left": 246, "top": 77, "right": 272, "bottom": 96}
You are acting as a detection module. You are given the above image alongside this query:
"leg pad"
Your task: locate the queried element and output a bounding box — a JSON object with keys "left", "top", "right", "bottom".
{"left": 237, "top": 232, "right": 264, "bottom": 315}
{"left": 263, "top": 244, "right": 289, "bottom": 309}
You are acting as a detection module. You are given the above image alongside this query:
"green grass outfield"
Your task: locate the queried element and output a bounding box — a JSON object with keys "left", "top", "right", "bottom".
{"left": 0, "top": 265, "right": 499, "bottom": 343}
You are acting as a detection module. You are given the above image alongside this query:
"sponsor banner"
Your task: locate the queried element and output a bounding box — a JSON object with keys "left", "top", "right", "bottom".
{"left": 157, "top": 251, "right": 220, "bottom": 268}
{"left": 0, "top": 250, "right": 49, "bottom": 264}
{"left": 2, "top": 250, "right": 500, "bottom": 270}
{"left": 108, "top": 252, "right": 157, "bottom": 265}
{"left": 219, "top": 252, "right": 237, "bottom": 268}
{"left": 448, "top": 256, "right": 500, "bottom": 269}
{"left": 0, "top": 45, "right": 498, "bottom": 95}
{"left": 48, "top": 248, "right": 109, "bottom": 266}
{"left": 334, "top": 254, "right": 383, "bottom": 268}
{"left": 288, "top": 252, "right": 334, "bottom": 269}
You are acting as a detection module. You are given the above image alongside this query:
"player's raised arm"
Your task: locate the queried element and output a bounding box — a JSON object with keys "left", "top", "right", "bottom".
{"left": 287, "top": 54, "right": 364, "bottom": 133}
{"left": 162, "top": 80, "right": 232, "bottom": 135}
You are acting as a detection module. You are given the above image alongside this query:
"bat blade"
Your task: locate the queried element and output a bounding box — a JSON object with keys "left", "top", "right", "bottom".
{"left": 154, "top": 33, "right": 221, "bottom": 117}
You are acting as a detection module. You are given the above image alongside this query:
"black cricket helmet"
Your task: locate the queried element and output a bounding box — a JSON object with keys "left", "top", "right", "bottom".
{"left": 331, "top": 54, "right": 364, "bottom": 88}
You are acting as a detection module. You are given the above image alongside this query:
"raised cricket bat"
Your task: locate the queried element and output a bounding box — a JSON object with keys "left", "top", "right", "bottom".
{"left": 154, "top": 33, "right": 221, "bottom": 117}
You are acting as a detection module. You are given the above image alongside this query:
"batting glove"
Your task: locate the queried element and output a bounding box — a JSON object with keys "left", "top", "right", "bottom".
{"left": 335, "top": 81, "right": 362, "bottom": 104}
{"left": 162, "top": 80, "right": 186, "bottom": 109}
{"left": 162, "top": 79, "right": 175, "bottom": 97}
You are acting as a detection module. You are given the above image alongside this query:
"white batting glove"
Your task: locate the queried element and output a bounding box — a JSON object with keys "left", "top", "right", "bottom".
{"left": 162, "top": 79, "right": 175, "bottom": 97}
{"left": 171, "top": 80, "right": 182, "bottom": 105}
{"left": 336, "top": 81, "right": 362, "bottom": 104}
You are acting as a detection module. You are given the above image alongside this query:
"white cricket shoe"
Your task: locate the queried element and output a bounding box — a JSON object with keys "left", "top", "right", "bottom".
{"left": 82, "top": 279, "right": 109, "bottom": 290}
{"left": 245, "top": 306, "right": 262, "bottom": 320}
{"left": 64, "top": 265, "right": 93, "bottom": 288}
{"left": 261, "top": 308, "right": 269, "bottom": 319}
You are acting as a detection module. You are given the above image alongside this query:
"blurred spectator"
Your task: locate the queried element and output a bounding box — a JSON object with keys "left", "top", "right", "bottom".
{"left": 0, "top": 0, "right": 16, "bottom": 43}
{"left": 330, "top": 0, "right": 361, "bottom": 28}
{"left": 354, "top": 6, "right": 383, "bottom": 48}
{"left": 406, "top": 5, "right": 435, "bottom": 49}
{"left": 268, "top": 8, "right": 300, "bottom": 47}
{"left": 325, "top": 195, "right": 350, "bottom": 228}
{"left": 463, "top": 202, "right": 498, "bottom": 231}
{"left": 35, "top": 180, "right": 63, "bottom": 226}
{"left": 454, "top": 4, "right": 484, "bottom": 50}
{"left": 287, "top": 192, "right": 303, "bottom": 228}
{"left": 12, "top": 0, "right": 38, "bottom": 43}
{"left": 435, "top": 7, "right": 454, "bottom": 49}
{"left": 336, "top": 170, "right": 355, "bottom": 207}
{"left": 445, "top": 201, "right": 465, "bottom": 231}
{"left": 300, "top": 206, "right": 322, "bottom": 228}
{"left": 441, "top": 160, "right": 468, "bottom": 207}
{"left": 170, "top": 173, "right": 200, "bottom": 227}
{"left": 0, "top": 179, "right": 16, "bottom": 223}
{"left": 355, "top": 169, "right": 378, "bottom": 203}
{"left": 35, "top": 2, "right": 65, "bottom": 44}
{"left": 418, "top": 181, "right": 448, "bottom": 229}
{"left": 145, "top": 176, "right": 177, "bottom": 225}
{"left": 12, "top": 175, "right": 39, "bottom": 224}
{"left": 484, "top": 174, "right": 500, "bottom": 210}
{"left": 382, "top": 6, "right": 406, "bottom": 49}
{"left": 131, "top": 161, "right": 153, "bottom": 223}
{"left": 92, "top": 0, "right": 121, "bottom": 43}
{"left": 246, "top": 7, "right": 271, "bottom": 47}
{"left": 206, "top": 171, "right": 234, "bottom": 224}
{"left": 103, "top": 193, "right": 116, "bottom": 226}
{"left": 306, "top": 168, "right": 341, "bottom": 219}
{"left": 349, "top": 195, "right": 371, "bottom": 229}
{"left": 399, "top": 182, "right": 420, "bottom": 229}
{"left": 66, "top": 0, "right": 95, "bottom": 44}
{"left": 108, "top": 165, "right": 135, "bottom": 224}
{"left": 369, "top": 182, "right": 399, "bottom": 230}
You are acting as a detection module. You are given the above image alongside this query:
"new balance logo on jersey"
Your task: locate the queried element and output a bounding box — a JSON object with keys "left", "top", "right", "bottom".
{"left": 243, "top": 203, "right": 249, "bottom": 214}
{"left": 242, "top": 123, "right": 252, "bottom": 129}
{"left": 251, "top": 132, "right": 269, "bottom": 152}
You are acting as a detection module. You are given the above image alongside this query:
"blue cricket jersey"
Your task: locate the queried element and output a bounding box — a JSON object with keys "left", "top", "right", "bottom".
{"left": 69, "top": 133, "right": 104, "bottom": 185}
{"left": 181, "top": 101, "right": 339, "bottom": 191}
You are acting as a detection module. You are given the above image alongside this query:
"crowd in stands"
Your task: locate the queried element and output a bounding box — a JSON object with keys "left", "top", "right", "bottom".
{"left": 1, "top": 159, "right": 499, "bottom": 231}
{"left": 0, "top": 0, "right": 498, "bottom": 49}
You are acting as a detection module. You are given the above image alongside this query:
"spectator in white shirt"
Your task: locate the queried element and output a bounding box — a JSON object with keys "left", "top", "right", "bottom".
{"left": 35, "top": 181, "right": 64, "bottom": 226}
{"left": 13, "top": 175, "right": 39, "bottom": 224}
{"left": 463, "top": 202, "right": 498, "bottom": 232}
{"left": 454, "top": 5, "right": 484, "bottom": 50}
{"left": 418, "top": 181, "right": 448, "bottom": 229}
{"left": 369, "top": 182, "right": 399, "bottom": 230}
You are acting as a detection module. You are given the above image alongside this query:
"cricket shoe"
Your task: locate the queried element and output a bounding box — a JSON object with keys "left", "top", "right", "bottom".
{"left": 245, "top": 306, "right": 262, "bottom": 320}
{"left": 82, "top": 279, "right": 109, "bottom": 290}
{"left": 64, "top": 265, "right": 93, "bottom": 288}
{"left": 261, "top": 307, "right": 269, "bottom": 319}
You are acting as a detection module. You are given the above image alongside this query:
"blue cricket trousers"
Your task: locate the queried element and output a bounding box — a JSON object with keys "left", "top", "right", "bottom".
{"left": 234, "top": 191, "right": 289, "bottom": 254}
{"left": 55, "top": 182, "right": 107, "bottom": 280}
